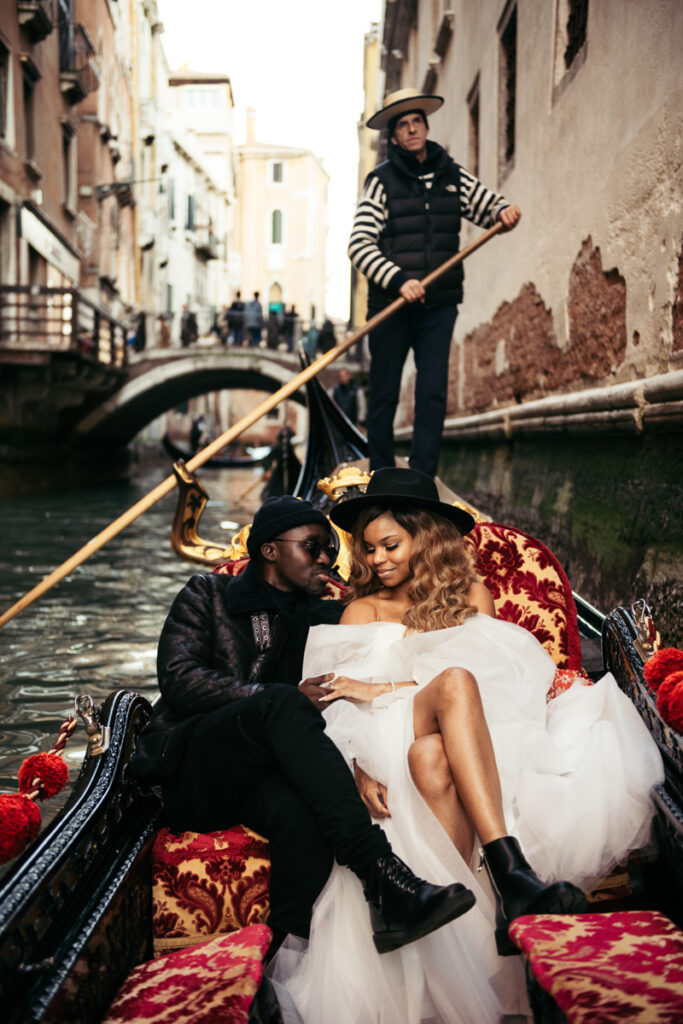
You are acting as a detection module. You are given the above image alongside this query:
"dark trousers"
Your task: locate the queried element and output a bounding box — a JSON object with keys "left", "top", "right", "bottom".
{"left": 162, "top": 685, "right": 391, "bottom": 938}
{"left": 367, "top": 303, "right": 458, "bottom": 478}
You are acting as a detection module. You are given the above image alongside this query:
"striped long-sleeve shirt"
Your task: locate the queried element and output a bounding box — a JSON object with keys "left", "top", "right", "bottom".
{"left": 348, "top": 164, "right": 510, "bottom": 296}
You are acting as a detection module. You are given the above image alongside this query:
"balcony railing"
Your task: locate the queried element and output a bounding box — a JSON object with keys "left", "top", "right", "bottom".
{"left": 0, "top": 286, "right": 128, "bottom": 367}
{"left": 17, "top": 0, "right": 56, "bottom": 43}
{"left": 194, "top": 227, "right": 219, "bottom": 260}
{"left": 59, "top": 17, "right": 98, "bottom": 103}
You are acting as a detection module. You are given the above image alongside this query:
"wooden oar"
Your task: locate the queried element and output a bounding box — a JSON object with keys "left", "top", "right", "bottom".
{"left": 0, "top": 222, "right": 503, "bottom": 629}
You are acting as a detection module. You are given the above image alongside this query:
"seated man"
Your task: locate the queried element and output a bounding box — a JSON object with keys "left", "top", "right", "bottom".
{"left": 131, "top": 495, "right": 475, "bottom": 955}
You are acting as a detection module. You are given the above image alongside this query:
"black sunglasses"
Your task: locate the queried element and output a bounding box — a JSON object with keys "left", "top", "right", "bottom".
{"left": 272, "top": 537, "right": 336, "bottom": 562}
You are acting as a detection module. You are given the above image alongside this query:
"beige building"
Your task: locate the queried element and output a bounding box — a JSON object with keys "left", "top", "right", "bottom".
{"left": 350, "top": 19, "right": 382, "bottom": 331}
{"left": 236, "top": 111, "right": 328, "bottom": 327}
{"left": 368, "top": 0, "right": 683, "bottom": 428}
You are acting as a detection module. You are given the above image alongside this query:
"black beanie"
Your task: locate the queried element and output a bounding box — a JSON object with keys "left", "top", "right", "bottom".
{"left": 246, "top": 496, "right": 329, "bottom": 557}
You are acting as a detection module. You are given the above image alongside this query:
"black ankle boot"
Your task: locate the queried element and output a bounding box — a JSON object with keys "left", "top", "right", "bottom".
{"left": 482, "top": 836, "right": 587, "bottom": 956}
{"left": 363, "top": 853, "right": 476, "bottom": 954}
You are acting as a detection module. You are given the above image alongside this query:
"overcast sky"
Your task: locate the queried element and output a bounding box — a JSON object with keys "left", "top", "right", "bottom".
{"left": 157, "top": 0, "right": 383, "bottom": 318}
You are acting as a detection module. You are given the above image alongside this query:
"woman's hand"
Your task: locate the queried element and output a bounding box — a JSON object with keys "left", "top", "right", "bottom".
{"left": 319, "top": 675, "right": 382, "bottom": 704}
{"left": 354, "top": 761, "right": 390, "bottom": 819}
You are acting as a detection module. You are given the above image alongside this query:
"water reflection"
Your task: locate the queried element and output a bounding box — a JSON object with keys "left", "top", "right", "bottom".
{"left": 0, "top": 461, "right": 267, "bottom": 831}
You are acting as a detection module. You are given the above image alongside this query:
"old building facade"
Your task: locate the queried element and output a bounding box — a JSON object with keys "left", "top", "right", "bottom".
{"left": 0, "top": 0, "right": 100, "bottom": 292}
{"left": 368, "top": 0, "right": 682, "bottom": 431}
{"left": 166, "top": 67, "right": 237, "bottom": 339}
{"left": 237, "top": 110, "right": 328, "bottom": 328}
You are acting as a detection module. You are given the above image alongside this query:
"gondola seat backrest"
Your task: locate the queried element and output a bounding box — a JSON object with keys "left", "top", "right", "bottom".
{"left": 151, "top": 825, "right": 270, "bottom": 956}
{"left": 466, "top": 521, "right": 584, "bottom": 673}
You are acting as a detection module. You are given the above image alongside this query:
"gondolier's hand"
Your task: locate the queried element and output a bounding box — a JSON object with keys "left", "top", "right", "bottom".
{"left": 399, "top": 279, "right": 426, "bottom": 303}
{"left": 498, "top": 204, "right": 522, "bottom": 231}
{"left": 354, "top": 761, "right": 390, "bottom": 819}
{"left": 298, "top": 673, "right": 335, "bottom": 712}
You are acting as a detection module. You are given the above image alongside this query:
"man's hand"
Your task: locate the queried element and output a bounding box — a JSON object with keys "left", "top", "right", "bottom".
{"left": 354, "top": 761, "right": 390, "bottom": 819}
{"left": 298, "top": 673, "right": 334, "bottom": 712}
{"left": 498, "top": 204, "right": 522, "bottom": 230}
{"left": 399, "top": 279, "right": 426, "bottom": 303}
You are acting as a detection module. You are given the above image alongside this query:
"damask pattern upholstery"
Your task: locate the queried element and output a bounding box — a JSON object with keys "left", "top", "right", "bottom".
{"left": 509, "top": 911, "right": 683, "bottom": 1023}
{"left": 103, "top": 924, "right": 272, "bottom": 1024}
{"left": 152, "top": 826, "right": 270, "bottom": 955}
{"left": 467, "top": 522, "right": 584, "bottom": 672}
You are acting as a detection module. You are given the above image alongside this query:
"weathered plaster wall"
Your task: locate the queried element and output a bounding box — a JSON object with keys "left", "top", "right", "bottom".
{"left": 449, "top": 238, "right": 630, "bottom": 414}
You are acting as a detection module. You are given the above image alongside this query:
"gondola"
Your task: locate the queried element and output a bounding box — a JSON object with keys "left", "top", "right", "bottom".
{"left": 0, "top": 371, "right": 681, "bottom": 1024}
{"left": 162, "top": 433, "right": 273, "bottom": 469}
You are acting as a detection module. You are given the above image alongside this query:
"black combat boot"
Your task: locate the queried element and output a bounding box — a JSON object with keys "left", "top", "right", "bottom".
{"left": 362, "top": 853, "right": 476, "bottom": 954}
{"left": 482, "top": 836, "right": 587, "bottom": 956}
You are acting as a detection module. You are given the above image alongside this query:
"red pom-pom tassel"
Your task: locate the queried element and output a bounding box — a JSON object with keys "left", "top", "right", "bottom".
{"left": 642, "top": 647, "right": 683, "bottom": 691}
{"left": 0, "top": 793, "right": 42, "bottom": 863}
{"left": 657, "top": 670, "right": 683, "bottom": 733}
{"left": 18, "top": 752, "right": 69, "bottom": 800}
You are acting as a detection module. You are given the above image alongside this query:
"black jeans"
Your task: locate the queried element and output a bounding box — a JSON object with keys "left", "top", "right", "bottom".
{"left": 367, "top": 303, "right": 458, "bottom": 477}
{"left": 162, "top": 685, "right": 391, "bottom": 937}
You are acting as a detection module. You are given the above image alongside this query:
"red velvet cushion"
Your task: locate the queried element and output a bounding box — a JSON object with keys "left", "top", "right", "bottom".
{"left": 103, "top": 924, "right": 271, "bottom": 1024}
{"left": 509, "top": 911, "right": 683, "bottom": 1022}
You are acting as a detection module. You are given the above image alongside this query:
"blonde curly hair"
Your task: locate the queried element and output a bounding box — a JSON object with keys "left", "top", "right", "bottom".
{"left": 347, "top": 506, "right": 478, "bottom": 632}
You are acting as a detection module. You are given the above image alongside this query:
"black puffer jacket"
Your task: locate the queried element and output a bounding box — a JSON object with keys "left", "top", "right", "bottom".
{"left": 367, "top": 141, "right": 463, "bottom": 312}
{"left": 131, "top": 562, "right": 342, "bottom": 783}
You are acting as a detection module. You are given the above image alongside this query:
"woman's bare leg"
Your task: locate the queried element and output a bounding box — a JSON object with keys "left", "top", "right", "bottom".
{"left": 412, "top": 668, "right": 507, "bottom": 845}
{"left": 408, "top": 734, "right": 475, "bottom": 862}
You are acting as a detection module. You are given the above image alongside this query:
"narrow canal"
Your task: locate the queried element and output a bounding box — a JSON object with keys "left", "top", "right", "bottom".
{"left": 0, "top": 459, "right": 268, "bottom": 835}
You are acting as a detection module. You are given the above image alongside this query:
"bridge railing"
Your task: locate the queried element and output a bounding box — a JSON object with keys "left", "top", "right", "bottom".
{"left": 0, "top": 286, "right": 128, "bottom": 367}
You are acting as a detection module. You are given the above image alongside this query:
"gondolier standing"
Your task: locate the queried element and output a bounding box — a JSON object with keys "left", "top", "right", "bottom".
{"left": 349, "top": 88, "right": 521, "bottom": 477}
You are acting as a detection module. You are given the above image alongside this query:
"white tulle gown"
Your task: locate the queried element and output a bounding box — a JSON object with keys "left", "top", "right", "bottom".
{"left": 269, "top": 615, "right": 664, "bottom": 1024}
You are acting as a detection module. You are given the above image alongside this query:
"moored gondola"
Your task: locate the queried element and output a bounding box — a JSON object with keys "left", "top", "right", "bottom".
{"left": 162, "top": 433, "right": 273, "bottom": 469}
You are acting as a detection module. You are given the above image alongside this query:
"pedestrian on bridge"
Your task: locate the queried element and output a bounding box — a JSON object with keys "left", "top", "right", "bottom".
{"left": 349, "top": 88, "right": 521, "bottom": 478}
{"left": 180, "top": 305, "right": 198, "bottom": 348}
{"left": 244, "top": 292, "right": 264, "bottom": 347}
{"left": 227, "top": 292, "right": 245, "bottom": 345}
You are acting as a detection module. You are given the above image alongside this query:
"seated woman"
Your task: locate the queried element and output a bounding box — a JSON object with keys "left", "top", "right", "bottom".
{"left": 270, "top": 467, "right": 663, "bottom": 1024}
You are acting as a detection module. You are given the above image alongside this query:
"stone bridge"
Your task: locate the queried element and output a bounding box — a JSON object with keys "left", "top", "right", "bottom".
{"left": 74, "top": 346, "right": 346, "bottom": 447}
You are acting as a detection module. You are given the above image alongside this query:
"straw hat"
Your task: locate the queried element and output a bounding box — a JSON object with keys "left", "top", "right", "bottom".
{"left": 366, "top": 88, "right": 444, "bottom": 131}
{"left": 329, "top": 467, "right": 475, "bottom": 536}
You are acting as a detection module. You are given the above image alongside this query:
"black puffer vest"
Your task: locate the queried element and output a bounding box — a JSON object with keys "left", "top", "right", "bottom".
{"left": 368, "top": 140, "right": 463, "bottom": 313}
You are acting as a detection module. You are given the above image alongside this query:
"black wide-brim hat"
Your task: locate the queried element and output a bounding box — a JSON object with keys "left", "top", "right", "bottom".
{"left": 329, "top": 467, "right": 475, "bottom": 536}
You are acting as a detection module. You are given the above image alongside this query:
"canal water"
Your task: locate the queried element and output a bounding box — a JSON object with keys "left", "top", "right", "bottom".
{"left": 0, "top": 459, "right": 268, "bottom": 837}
